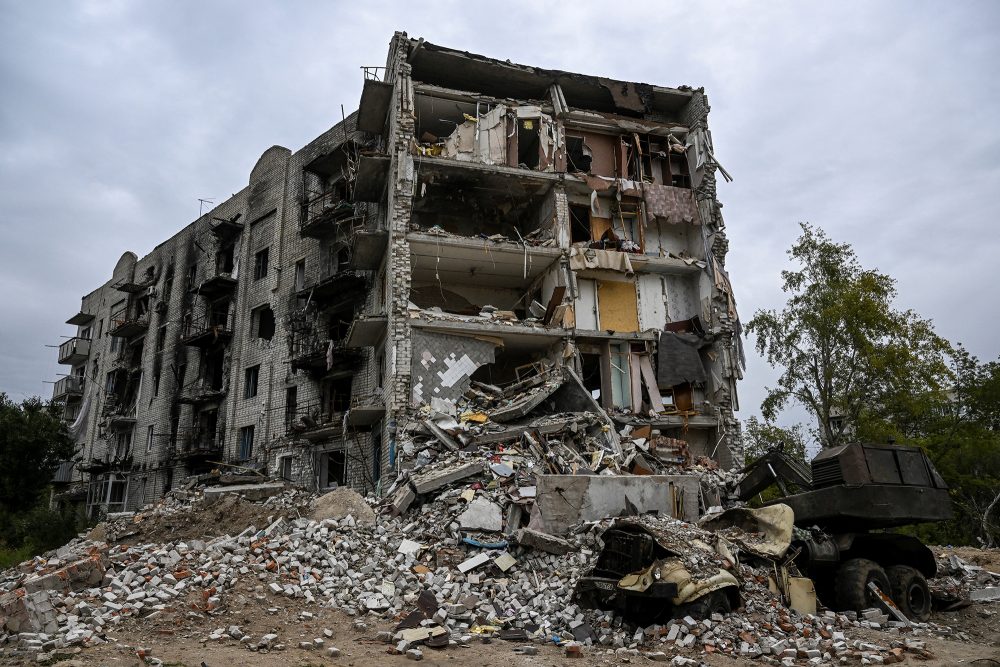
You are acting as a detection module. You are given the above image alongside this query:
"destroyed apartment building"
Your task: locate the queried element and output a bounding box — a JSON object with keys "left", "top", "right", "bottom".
{"left": 50, "top": 32, "right": 744, "bottom": 518}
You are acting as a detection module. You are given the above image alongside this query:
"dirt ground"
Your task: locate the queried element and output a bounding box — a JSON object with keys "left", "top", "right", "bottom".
{"left": 30, "top": 586, "right": 999, "bottom": 667}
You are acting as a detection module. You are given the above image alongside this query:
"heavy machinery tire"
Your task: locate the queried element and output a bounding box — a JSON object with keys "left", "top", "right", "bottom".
{"left": 886, "top": 565, "right": 931, "bottom": 621}
{"left": 835, "top": 558, "right": 891, "bottom": 612}
{"left": 673, "top": 589, "right": 732, "bottom": 620}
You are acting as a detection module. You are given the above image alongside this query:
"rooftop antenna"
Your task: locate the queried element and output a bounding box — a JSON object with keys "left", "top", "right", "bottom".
{"left": 198, "top": 198, "right": 215, "bottom": 217}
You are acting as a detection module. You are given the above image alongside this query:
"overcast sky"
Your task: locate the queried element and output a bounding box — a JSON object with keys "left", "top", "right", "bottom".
{"left": 1, "top": 1, "right": 998, "bottom": 436}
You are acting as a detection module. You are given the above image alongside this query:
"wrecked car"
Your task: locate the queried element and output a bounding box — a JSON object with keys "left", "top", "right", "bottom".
{"left": 574, "top": 518, "right": 742, "bottom": 623}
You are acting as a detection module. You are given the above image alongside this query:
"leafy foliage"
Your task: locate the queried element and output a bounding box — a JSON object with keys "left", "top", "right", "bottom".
{"left": 0, "top": 393, "right": 74, "bottom": 514}
{"left": 742, "top": 416, "right": 809, "bottom": 465}
{"left": 746, "top": 224, "right": 951, "bottom": 448}
{"left": 0, "top": 393, "right": 80, "bottom": 559}
{"left": 875, "top": 348, "right": 1000, "bottom": 546}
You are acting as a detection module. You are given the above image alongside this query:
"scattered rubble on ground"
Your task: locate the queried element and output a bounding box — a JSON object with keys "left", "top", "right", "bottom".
{"left": 2, "top": 477, "right": 998, "bottom": 665}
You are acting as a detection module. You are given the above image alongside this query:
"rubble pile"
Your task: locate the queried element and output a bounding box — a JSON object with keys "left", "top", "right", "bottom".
{"left": 388, "top": 364, "right": 739, "bottom": 522}
{"left": 929, "top": 552, "right": 1000, "bottom": 606}
{"left": 0, "top": 483, "right": 952, "bottom": 665}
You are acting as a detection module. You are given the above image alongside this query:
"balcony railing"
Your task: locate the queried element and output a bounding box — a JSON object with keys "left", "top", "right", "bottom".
{"left": 300, "top": 192, "right": 365, "bottom": 239}
{"left": 52, "top": 376, "right": 85, "bottom": 401}
{"left": 109, "top": 306, "right": 150, "bottom": 338}
{"left": 180, "top": 310, "right": 234, "bottom": 348}
{"left": 296, "top": 270, "right": 369, "bottom": 308}
{"left": 175, "top": 427, "right": 224, "bottom": 460}
{"left": 58, "top": 337, "right": 91, "bottom": 365}
{"left": 102, "top": 396, "right": 137, "bottom": 428}
{"left": 189, "top": 271, "right": 238, "bottom": 298}
{"left": 176, "top": 378, "right": 227, "bottom": 405}
{"left": 285, "top": 400, "right": 349, "bottom": 437}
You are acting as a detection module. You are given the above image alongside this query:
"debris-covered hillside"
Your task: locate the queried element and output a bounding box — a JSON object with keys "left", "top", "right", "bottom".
{"left": 2, "top": 472, "right": 998, "bottom": 666}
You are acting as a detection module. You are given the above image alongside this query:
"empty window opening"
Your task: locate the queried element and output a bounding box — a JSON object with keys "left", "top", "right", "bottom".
{"left": 202, "top": 348, "right": 225, "bottom": 391}
{"left": 294, "top": 259, "right": 306, "bottom": 291}
{"left": 253, "top": 248, "right": 269, "bottom": 280}
{"left": 278, "top": 455, "right": 293, "bottom": 481}
{"left": 321, "top": 375, "right": 353, "bottom": 416}
{"left": 254, "top": 305, "right": 276, "bottom": 340}
{"left": 284, "top": 386, "right": 298, "bottom": 430}
{"left": 238, "top": 425, "right": 254, "bottom": 460}
{"left": 244, "top": 364, "right": 260, "bottom": 399}
{"left": 217, "top": 245, "right": 235, "bottom": 275}
{"left": 517, "top": 117, "right": 541, "bottom": 169}
{"left": 566, "top": 136, "right": 593, "bottom": 173}
{"left": 156, "top": 325, "right": 167, "bottom": 351}
{"left": 580, "top": 352, "right": 603, "bottom": 401}
{"left": 317, "top": 450, "right": 346, "bottom": 489}
{"left": 570, "top": 204, "right": 592, "bottom": 243}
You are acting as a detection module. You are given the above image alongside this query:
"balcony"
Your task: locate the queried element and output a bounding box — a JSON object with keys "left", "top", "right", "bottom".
{"left": 285, "top": 400, "right": 349, "bottom": 441}
{"left": 348, "top": 392, "right": 385, "bottom": 427}
{"left": 66, "top": 311, "right": 95, "bottom": 326}
{"left": 111, "top": 273, "right": 156, "bottom": 294}
{"left": 52, "top": 376, "right": 85, "bottom": 401}
{"left": 189, "top": 272, "right": 238, "bottom": 299}
{"left": 102, "top": 397, "right": 137, "bottom": 428}
{"left": 58, "top": 337, "right": 91, "bottom": 365}
{"left": 300, "top": 192, "right": 365, "bottom": 239}
{"left": 289, "top": 337, "right": 362, "bottom": 376}
{"left": 180, "top": 310, "right": 234, "bottom": 348}
{"left": 174, "top": 427, "right": 224, "bottom": 461}
{"left": 109, "top": 306, "right": 150, "bottom": 338}
{"left": 295, "top": 270, "right": 369, "bottom": 310}
{"left": 176, "top": 379, "right": 227, "bottom": 405}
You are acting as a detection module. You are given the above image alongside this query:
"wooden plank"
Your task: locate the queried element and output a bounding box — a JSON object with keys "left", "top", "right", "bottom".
{"left": 637, "top": 354, "right": 663, "bottom": 415}
{"left": 543, "top": 285, "right": 567, "bottom": 325}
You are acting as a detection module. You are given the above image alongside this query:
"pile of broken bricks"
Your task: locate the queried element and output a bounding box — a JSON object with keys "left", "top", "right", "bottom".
{"left": 3, "top": 480, "right": 975, "bottom": 666}
{"left": 927, "top": 552, "right": 1000, "bottom": 608}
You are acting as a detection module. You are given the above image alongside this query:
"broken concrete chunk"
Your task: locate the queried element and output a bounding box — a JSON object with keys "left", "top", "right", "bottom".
{"left": 411, "top": 461, "right": 484, "bottom": 495}
{"left": 457, "top": 552, "right": 491, "bottom": 573}
{"left": 457, "top": 497, "right": 502, "bottom": 532}
{"left": 515, "top": 528, "right": 575, "bottom": 555}
{"left": 493, "top": 552, "right": 517, "bottom": 572}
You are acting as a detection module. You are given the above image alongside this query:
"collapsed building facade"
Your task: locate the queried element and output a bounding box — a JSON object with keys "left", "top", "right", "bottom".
{"left": 50, "top": 32, "right": 744, "bottom": 517}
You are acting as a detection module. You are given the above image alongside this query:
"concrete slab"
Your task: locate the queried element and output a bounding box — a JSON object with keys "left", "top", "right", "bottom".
{"left": 530, "top": 474, "right": 700, "bottom": 534}
{"left": 203, "top": 482, "right": 285, "bottom": 503}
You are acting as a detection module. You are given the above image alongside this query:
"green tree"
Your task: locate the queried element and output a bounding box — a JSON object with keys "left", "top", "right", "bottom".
{"left": 0, "top": 393, "right": 74, "bottom": 513}
{"left": 887, "top": 348, "right": 1000, "bottom": 547}
{"left": 0, "top": 393, "right": 80, "bottom": 564}
{"left": 742, "top": 416, "right": 809, "bottom": 465}
{"left": 746, "top": 224, "right": 952, "bottom": 448}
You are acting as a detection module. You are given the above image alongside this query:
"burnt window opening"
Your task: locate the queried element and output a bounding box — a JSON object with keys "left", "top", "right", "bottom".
{"left": 217, "top": 245, "right": 235, "bottom": 275}
{"left": 254, "top": 305, "right": 276, "bottom": 340}
{"left": 156, "top": 325, "right": 167, "bottom": 352}
{"left": 202, "top": 348, "right": 225, "bottom": 392}
{"left": 321, "top": 375, "right": 353, "bottom": 416}
{"left": 253, "top": 247, "right": 269, "bottom": 280}
{"left": 566, "top": 136, "right": 593, "bottom": 174}
{"left": 570, "top": 204, "right": 592, "bottom": 243}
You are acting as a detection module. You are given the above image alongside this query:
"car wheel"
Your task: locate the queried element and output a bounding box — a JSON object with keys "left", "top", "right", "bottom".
{"left": 835, "top": 558, "right": 891, "bottom": 612}
{"left": 886, "top": 565, "right": 931, "bottom": 622}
